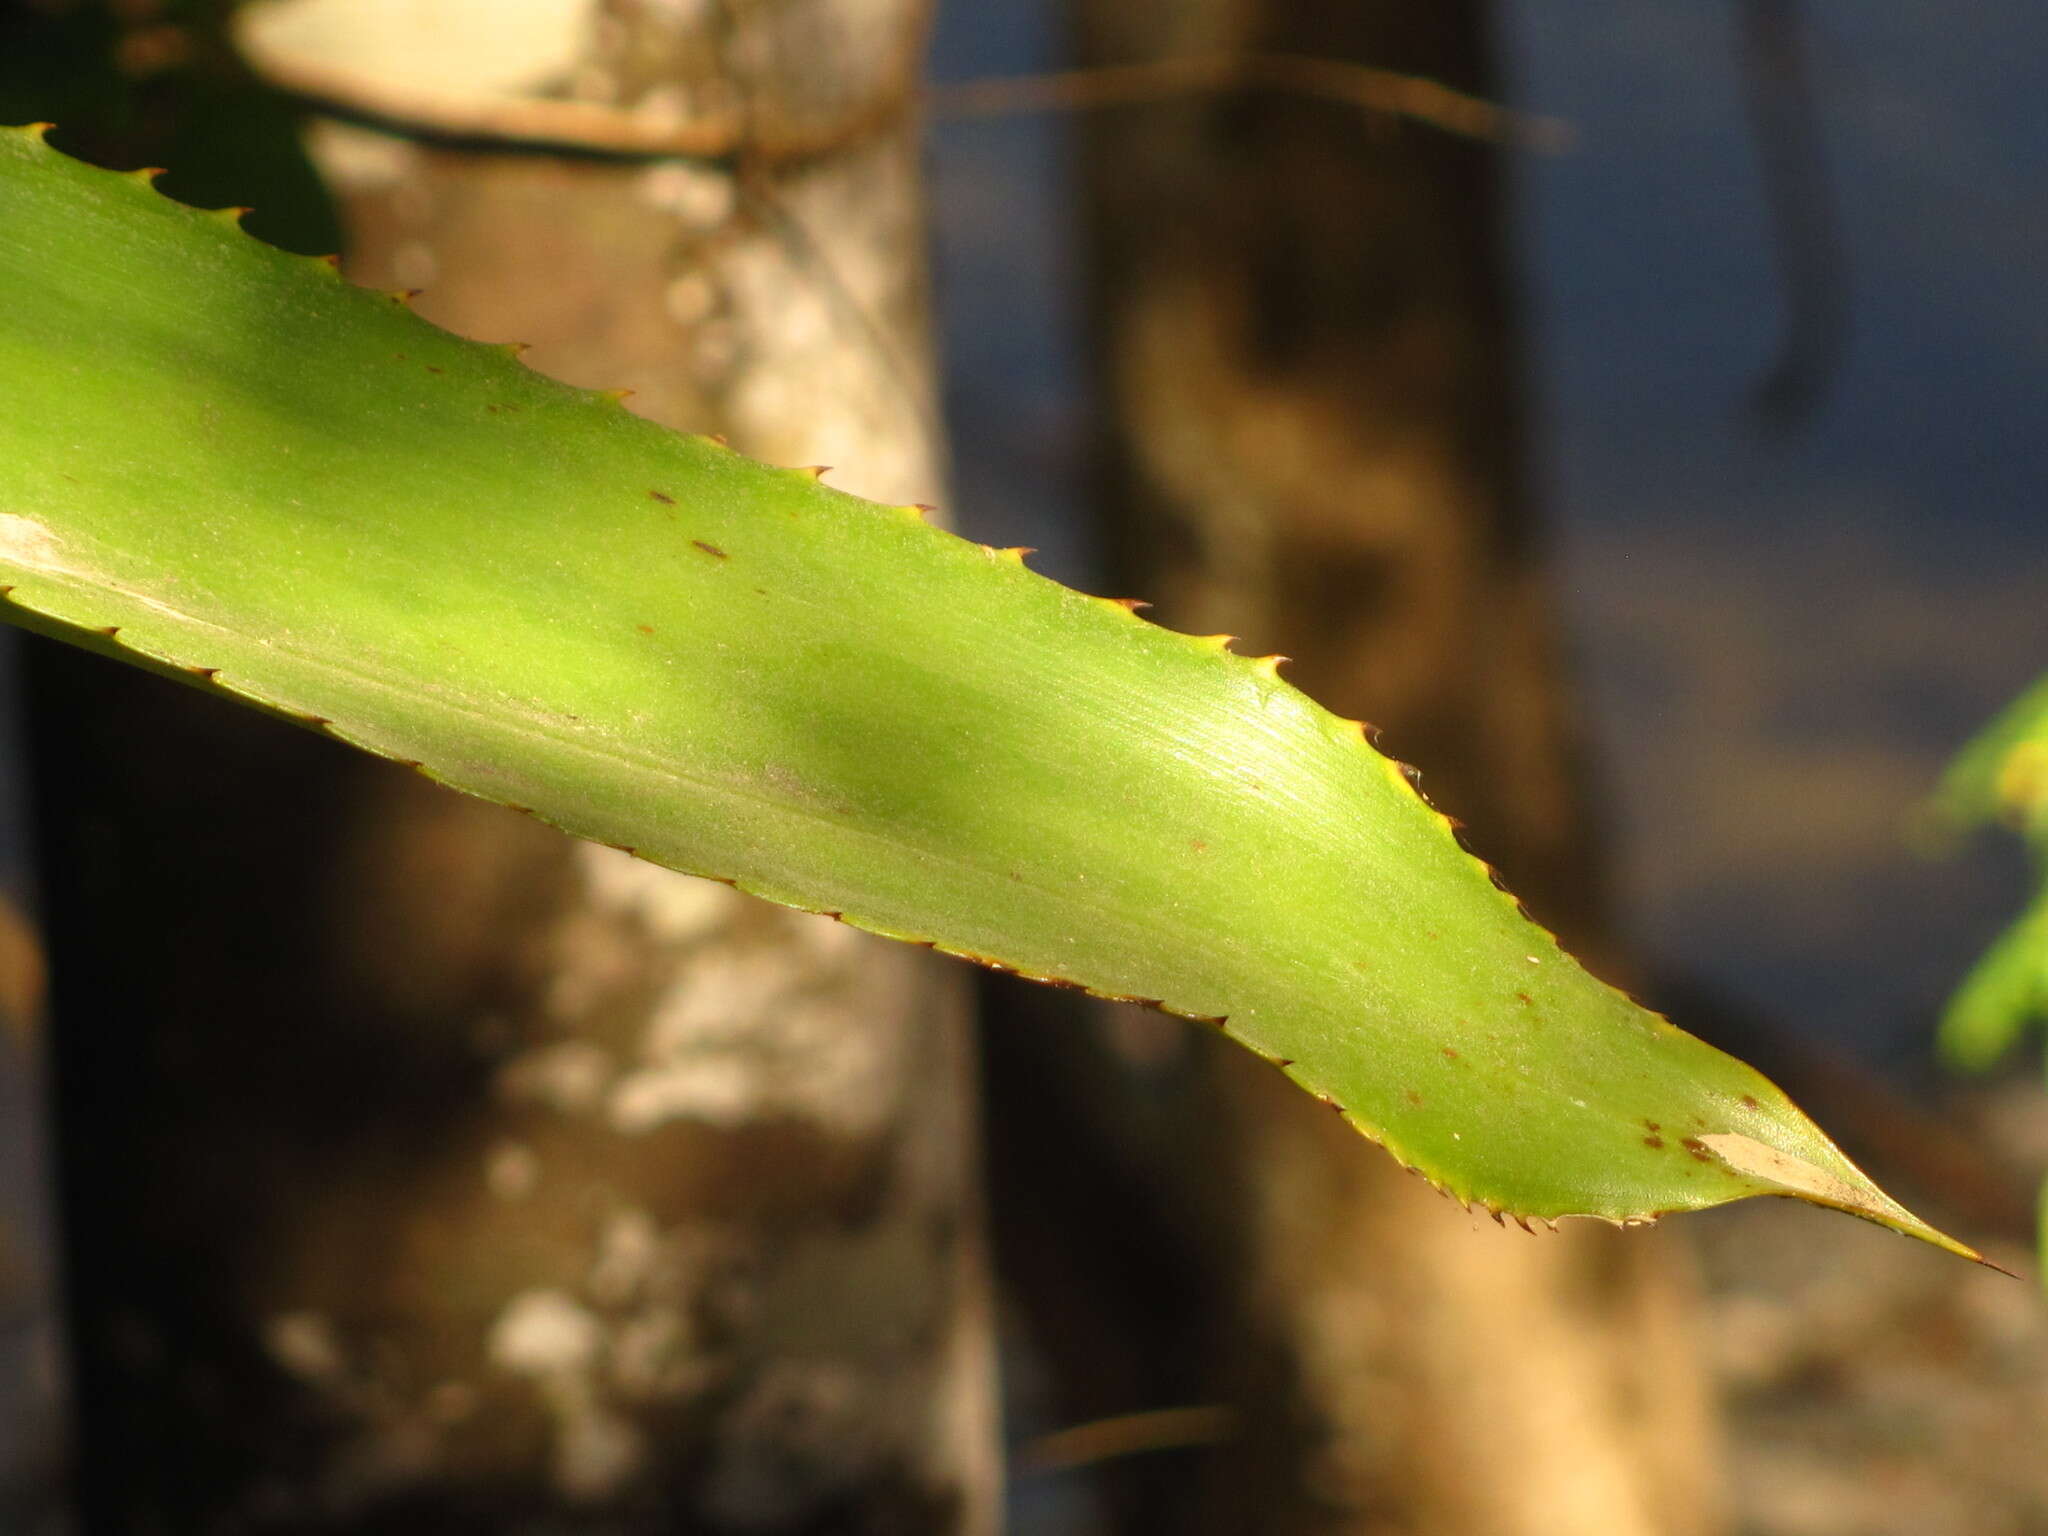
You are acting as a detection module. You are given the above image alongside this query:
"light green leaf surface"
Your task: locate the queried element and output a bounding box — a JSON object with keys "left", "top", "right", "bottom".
{"left": 0, "top": 125, "right": 1984, "bottom": 1258}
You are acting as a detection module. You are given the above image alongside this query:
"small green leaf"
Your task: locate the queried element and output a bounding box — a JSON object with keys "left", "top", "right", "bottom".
{"left": 0, "top": 125, "right": 1987, "bottom": 1261}
{"left": 1937, "top": 895, "right": 2048, "bottom": 1072}
{"left": 1927, "top": 670, "right": 2048, "bottom": 843}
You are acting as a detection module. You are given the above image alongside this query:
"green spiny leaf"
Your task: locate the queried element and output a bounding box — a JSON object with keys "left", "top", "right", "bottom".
{"left": 0, "top": 125, "right": 1987, "bottom": 1261}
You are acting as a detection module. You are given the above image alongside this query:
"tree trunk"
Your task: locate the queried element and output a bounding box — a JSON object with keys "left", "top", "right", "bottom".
{"left": 1023, "top": 3, "right": 1727, "bottom": 1531}
{"left": 38, "top": 3, "right": 996, "bottom": 1530}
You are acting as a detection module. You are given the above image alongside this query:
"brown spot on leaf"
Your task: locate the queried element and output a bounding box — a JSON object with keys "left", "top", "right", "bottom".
{"left": 635, "top": 623, "right": 654, "bottom": 635}
{"left": 1441, "top": 1047, "right": 1460, "bottom": 1060}
{"left": 1741, "top": 1094, "right": 1760, "bottom": 1110}
{"left": 425, "top": 365, "right": 444, "bottom": 375}
{"left": 1190, "top": 839, "right": 1208, "bottom": 852}
{"left": 1405, "top": 1089, "right": 1424, "bottom": 1106}
{"left": 692, "top": 540, "right": 728, "bottom": 560}
{"left": 1515, "top": 992, "right": 1533, "bottom": 1006}
{"left": 1680, "top": 1137, "right": 1713, "bottom": 1163}
{"left": 1643, "top": 1135, "right": 1664, "bottom": 1149}
{"left": 1644, "top": 1120, "right": 1661, "bottom": 1133}
{"left": 649, "top": 489, "right": 675, "bottom": 505}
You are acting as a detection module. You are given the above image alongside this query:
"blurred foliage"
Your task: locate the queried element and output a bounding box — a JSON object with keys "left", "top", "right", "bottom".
{"left": 1930, "top": 672, "right": 2048, "bottom": 1072}
{"left": 1928, "top": 672, "right": 2048, "bottom": 1274}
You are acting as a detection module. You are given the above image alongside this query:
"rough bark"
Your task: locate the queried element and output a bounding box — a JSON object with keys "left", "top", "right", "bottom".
{"left": 1030, "top": 3, "right": 1727, "bottom": 1531}
{"left": 38, "top": 3, "right": 996, "bottom": 1531}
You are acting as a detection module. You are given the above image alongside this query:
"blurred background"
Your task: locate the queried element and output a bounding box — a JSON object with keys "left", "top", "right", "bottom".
{"left": 2, "top": 0, "right": 2046, "bottom": 1532}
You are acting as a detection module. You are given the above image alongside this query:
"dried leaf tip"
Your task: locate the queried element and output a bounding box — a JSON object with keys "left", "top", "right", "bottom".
{"left": 794, "top": 464, "right": 831, "bottom": 481}
{"left": 598, "top": 387, "right": 635, "bottom": 404}
{"left": 125, "top": 166, "right": 167, "bottom": 185}
{"left": 1252, "top": 653, "right": 1290, "bottom": 680}
{"left": 1192, "top": 633, "right": 1237, "bottom": 653}
{"left": 1104, "top": 596, "right": 1151, "bottom": 613}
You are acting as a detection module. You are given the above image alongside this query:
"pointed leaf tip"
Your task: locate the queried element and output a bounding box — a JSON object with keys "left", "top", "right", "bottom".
{"left": 1694, "top": 1131, "right": 1994, "bottom": 1268}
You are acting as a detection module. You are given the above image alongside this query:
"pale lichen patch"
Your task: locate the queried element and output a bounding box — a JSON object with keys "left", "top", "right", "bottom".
{"left": 263, "top": 1310, "right": 345, "bottom": 1384}
{"left": 496, "top": 1039, "right": 614, "bottom": 1115}
{"left": 487, "top": 1288, "right": 646, "bottom": 1500}
{"left": 484, "top": 1138, "right": 541, "bottom": 1200}
{"left": 490, "top": 1289, "right": 602, "bottom": 1377}
{"left": 575, "top": 841, "right": 737, "bottom": 944}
